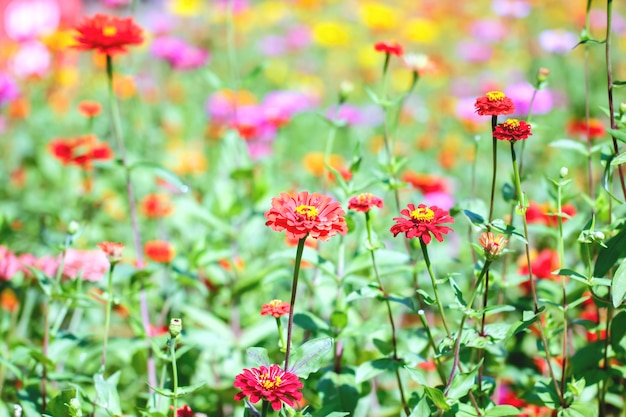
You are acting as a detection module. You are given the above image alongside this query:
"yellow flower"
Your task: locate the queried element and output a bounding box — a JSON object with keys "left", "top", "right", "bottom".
{"left": 357, "top": 45, "right": 379, "bottom": 69}
{"left": 41, "top": 29, "right": 77, "bottom": 52}
{"left": 302, "top": 152, "right": 344, "bottom": 176}
{"left": 313, "top": 22, "right": 350, "bottom": 47}
{"left": 167, "top": 0, "right": 201, "bottom": 16}
{"left": 404, "top": 18, "right": 439, "bottom": 44}
{"left": 360, "top": 3, "right": 397, "bottom": 31}
{"left": 166, "top": 142, "right": 208, "bottom": 176}
{"left": 264, "top": 60, "right": 289, "bottom": 85}
{"left": 255, "top": 1, "right": 289, "bottom": 26}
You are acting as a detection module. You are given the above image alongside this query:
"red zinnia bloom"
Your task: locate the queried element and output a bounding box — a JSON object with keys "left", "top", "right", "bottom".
{"left": 261, "top": 300, "right": 290, "bottom": 318}
{"left": 526, "top": 201, "right": 576, "bottom": 226}
{"left": 374, "top": 41, "right": 404, "bottom": 56}
{"left": 74, "top": 14, "right": 144, "bottom": 56}
{"left": 78, "top": 100, "right": 102, "bottom": 118}
{"left": 474, "top": 91, "right": 516, "bottom": 116}
{"left": 265, "top": 191, "right": 347, "bottom": 241}
{"left": 97, "top": 241, "right": 124, "bottom": 263}
{"left": 493, "top": 119, "right": 532, "bottom": 142}
{"left": 140, "top": 194, "right": 174, "bottom": 218}
{"left": 390, "top": 204, "right": 454, "bottom": 244}
{"left": 49, "top": 135, "right": 113, "bottom": 169}
{"left": 144, "top": 240, "right": 175, "bottom": 263}
{"left": 176, "top": 404, "right": 194, "bottom": 417}
{"left": 567, "top": 118, "right": 605, "bottom": 139}
{"left": 234, "top": 364, "right": 303, "bottom": 411}
{"left": 402, "top": 171, "right": 449, "bottom": 194}
{"left": 348, "top": 193, "right": 384, "bottom": 213}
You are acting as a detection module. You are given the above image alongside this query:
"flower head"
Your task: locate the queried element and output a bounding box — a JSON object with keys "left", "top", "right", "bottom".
{"left": 374, "top": 41, "right": 403, "bottom": 56}
{"left": 140, "top": 194, "right": 174, "bottom": 218}
{"left": 478, "top": 232, "right": 508, "bottom": 261}
{"left": 175, "top": 405, "right": 193, "bottom": 417}
{"left": 261, "top": 300, "right": 290, "bottom": 318}
{"left": 48, "top": 135, "right": 113, "bottom": 169}
{"left": 348, "top": 193, "right": 384, "bottom": 213}
{"left": 74, "top": 14, "right": 143, "bottom": 56}
{"left": 144, "top": 240, "right": 175, "bottom": 263}
{"left": 97, "top": 241, "right": 124, "bottom": 263}
{"left": 474, "top": 90, "right": 515, "bottom": 116}
{"left": 234, "top": 364, "right": 303, "bottom": 411}
{"left": 493, "top": 119, "right": 532, "bottom": 141}
{"left": 390, "top": 204, "right": 454, "bottom": 244}
{"left": 265, "top": 191, "right": 347, "bottom": 241}
{"left": 78, "top": 100, "right": 102, "bottom": 118}
{"left": 567, "top": 118, "right": 605, "bottom": 140}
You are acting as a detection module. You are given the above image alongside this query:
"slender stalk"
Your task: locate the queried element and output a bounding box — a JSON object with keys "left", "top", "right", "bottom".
{"left": 582, "top": 0, "right": 595, "bottom": 200}
{"left": 100, "top": 263, "right": 117, "bottom": 371}
{"left": 600, "top": 303, "right": 613, "bottom": 417}
{"left": 556, "top": 174, "right": 568, "bottom": 399}
{"left": 169, "top": 338, "right": 179, "bottom": 417}
{"left": 446, "top": 261, "right": 492, "bottom": 393}
{"left": 487, "top": 115, "right": 498, "bottom": 228}
{"left": 284, "top": 237, "right": 306, "bottom": 370}
{"left": 605, "top": 0, "right": 626, "bottom": 199}
{"left": 275, "top": 317, "right": 286, "bottom": 353}
{"left": 261, "top": 400, "right": 270, "bottom": 417}
{"left": 419, "top": 239, "right": 451, "bottom": 337}
{"left": 365, "top": 212, "right": 409, "bottom": 416}
{"left": 105, "top": 55, "right": 156, "bottom": 389}
{"left": 416, "top": 309, "right": 447, "bottom": 383}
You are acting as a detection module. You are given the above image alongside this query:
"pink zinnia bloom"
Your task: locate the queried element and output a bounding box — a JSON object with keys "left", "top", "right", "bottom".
{"left": 348, "top": 193, "right": 384, "bottom": 213}
{"left": 234, "top": 364, "right": 303, "bottom": 411}
{"left": 265, "top": 191, "right": 347, "bottom": 241}
{"left": 0, "top": 246, "right": 21, "bottom": 281}
{"left": 62, "top": 249, "right": 110, "bottom": 281}
{"left": 260, "top": 300, "right": 290, "bottom": 318}
{"left": 390, "top": 204, "right": 454, "bottom": 244}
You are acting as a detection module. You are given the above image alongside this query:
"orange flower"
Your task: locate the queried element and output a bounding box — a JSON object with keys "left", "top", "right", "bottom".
{"left": 567, "top": 118, "right": 605, "bottom": 139}
{"left": 0, "top": 288, "right": 19, "bottom": 313}
{"left": 144, "top": 240, "right": 175, "bottom": 263}
{"left": 78, "top": 100, "right": 102, "bottom": 118}
{"left": 260, "top": 300, "right": 290, "bottom": 318}
{"left": 402, "top": 171, "right": 449, "bottom": 194}
{"left": 48, "top": 135, "right": 113, "bottom": 170}
{"left": 140, "top": 194, "right": 174, "bottom": 218}
{"left": 97, "top": 241, "right": 124, "bottom": 263}
{"left": 74, "top": 14, "right": 144, "bottom": 56}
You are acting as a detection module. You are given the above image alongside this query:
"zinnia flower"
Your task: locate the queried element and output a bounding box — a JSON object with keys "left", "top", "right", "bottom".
{"left": 478, "top": 232, "right": 508, "bottom": 261}
{"left": 493, "top": 119, "right": 532, "bottom": 141}
{"left": 234, "top": 364, "right": 303, "bottom": 411}
{"left": 97, "top": 241, "right": 124, "bottom": 263}
{"left": 348, "top": 193, "right": 384, "bottom": 213}
{"left": 264, "top": 191, "right": 347, "bottom": 241}
{"left": 567, "top": 118, "right": 605, "bottom": 140}
{"left": 144, "top": 240, "right": 175, "bottom": 263}
{"left": 261, "top": 300, "right": 290, "bottom": 318}
{"left": 78, "top": 100, "right": 102, "bottom": 118}
{"left": 474, "top": 91, "right": 516, "bottom": 116}
{"left": 140, "top": 194, "right": 174, "bottom": 218}
{"left": 176, "top": 404, "right": 193, "bottom": 417}
{"left": 48, "top": 135, "right": 113, "bottom": 169}
{"left": 390, "top": 204, "right": 454, "bottom": 244}
{"left": 74, "top": 14, "right": 143, "bottom": 56}
{"left": 374, "top": 41, "right": 404, "bottom": 56}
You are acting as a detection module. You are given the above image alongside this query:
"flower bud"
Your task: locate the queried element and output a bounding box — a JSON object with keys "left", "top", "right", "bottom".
{"left": 620, "top": 102, "right": 626, "bottom": 116}
{"left": 68, "top": 220, "right": 80, "bottom": 235}
{"left": 339, "top": 81, "right": 354, "bottom": 103}
{"left": 478, "top": 232, "right": 508, "bottom": 261}
{"left": 537, "top": 67, "right": 550, "bottom": 83}
{"left": 169, "top": 318, "right": 182, "bottom": 338}
{"left": 559, "top": 167, "right": 568, "bottom": 178}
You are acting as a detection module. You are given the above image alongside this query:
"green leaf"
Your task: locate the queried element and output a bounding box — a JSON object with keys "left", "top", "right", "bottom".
{"left": 611, "top": 311, "right": 626, "bottom": 353}
{"left": 594, "top": 226, "right": 626, "bottom": 278}
{"left": 129, "top": 161, "right": 189, "bottom": 193}
{"left": 94, "top": 371, "right": 122, "bottom": 416}
{"left": 147, "top": 382, "right": 205, "bottom": 399}
{"left": 355, "top": 358, "right": 398, "bottom": 384}
{"left": 287, "top": 337, "right": 334, "bottom": 378}
{"left": 601, "top": 153, "right": 624, "bottom": 204}
{"left": 423, "top": 386, "right": 450, "bottom": 411}
{"left": 608, "top": 128, "right": 626, "bottom": 144}
{"left": 203, "top": 69, "right": 222, "bottom": 89}
{"left": 534, "top": 379, "right": 559, "bottom": 409}
{"left": 293, "top": 312, "right": 331, "bottom": 334}
{"left": 364, "top": 86, "right": 380, "bottom": 104}
{"left": 562, "top": 400, "right": 599, "bottom": 417}
{"left": 549, "top": 139, "right": 589, "bottom": 156}
{"left": 463, "top": 209, "right": 484, "bottom": 226}
{"left": 613, "top": 80, "right": 626, "bottom": 88}
{"left": 330, "top": 310, "right": 348, "bottom": 330}
{"left": 46, "top": 389, "right": 78, "bottom": 417}
{"left": 505, "top": 308, "right": 543, "bottom": 340}
{"left": 246, "top": 347, "right": 270, "bottom": 367}
{"left": 409, "top": 396, "right": 432, "bottom": 416}
{"left": 610, "top": 152, "right": 626, "bottom": 166}
{"left": 447, "top": 361, "right": 480, "bottom": 400}
{"left": 611, "top": 258, "right": 626, "bottom": 307}
{"left": 450, "top": 277, "right": 466, "bottom": 308}
{"left": 484, "top": 405, "right": 521, "bottom": 416}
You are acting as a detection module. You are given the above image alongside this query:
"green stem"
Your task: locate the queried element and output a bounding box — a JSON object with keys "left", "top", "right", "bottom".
{"left": 419, "top": 239, "right": 451, "bottom": 337}
{"left": 416, "top": 309, "right": 447, "bottom": 383}
{"left": 261, "top": 400, "right": 270, "bottom": 417}
{"left": 487, "top": 115, "right": 498, "bottom": 228}
{"left": 446, "top": 261, "right": 492, "bottom": 393}
{"left": 275, "top": 317, "right": 286, "bottom": 353}
{"left": 556, "top": 175, "right": 568, "bottom": 399}
{"left": 170, "top": 338, "right": 179, "bottom": 416}
{"left": 100, "top": 263, "right": 116, "bottom": 371}
{"left": 365, "top": 212, "right": 409, "bottom": 416}
{"left": 284, "top": 237, "right": 306, "bottom": 370}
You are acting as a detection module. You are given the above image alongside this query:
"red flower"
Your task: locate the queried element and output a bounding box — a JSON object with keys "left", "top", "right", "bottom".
{"left": 49, "top": 135, "right": 113, "bottom": 170}
{"left": 176, "top": 405, "right": 194, "bottom": 417}
{"left": 348, "top": 193, "right": 384, "bottom": 213}
{"left": 234, "top": 364, "right": 303, "bottom": 411}
{"left": 474, "top": 91, "right": 516, "bottom": 116}
{"left": 144, "top": 240, "right": 175, "bottom": 263}
{"left": 78, "top": 100, "right": 102, "bottom": 118}
{"left": 390, "top": 204, "right": 454, "bottom": 244}
{"left": 402, "top": 171, "right": 449, "bottom": 194}
{"left": 526, "top": 201, "right": 576, "bottom": 226}
{"left": 567, "top": 118, "right": 605, "bottom": 139}
{"left": 74, "top": 14, "right": 144, "bottom": 56}
{"left": 374, "top": 41, "right": 404, "bottom": 56}
{"left": 140, "top": 194, "right": 174, "bottom": 218}
{"left": 493, "top": 119, "right": 532, "bottom": 142}
{"left": 265, "top": 191, "right": 347, "bottom": 241}
{"left": 97, "top": 241, "right": 124, "bottom": 263}
{"left": 261, "top": 300, "right": 290, "bottom": 318}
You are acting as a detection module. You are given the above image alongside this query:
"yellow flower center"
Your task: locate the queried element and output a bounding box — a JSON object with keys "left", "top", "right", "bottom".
{"left": 102, "top": 26, "right": 117, "bottom": 37}
{"left": 357, "top": 193, "right": 372, "bottom": 203}
{"left": 269, "top": 300, "right": 283, "bottom": 308}
{"left": 504, "top": 119, "right": 520, "bottom": 129}
{"left": 410, "top": 207, "right": 434, "bottom": 222}
{"left": 295, "top": 204, "right": 318, "bottom": 218}
{"left": 486, "top": 91, "right": 505, "bottom": 101}
{"left": 259, "top": 373, "right": 282, "bottom": 390}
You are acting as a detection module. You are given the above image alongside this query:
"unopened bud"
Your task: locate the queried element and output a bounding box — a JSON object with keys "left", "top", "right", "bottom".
{"left": 169, "top": 318, "right": 182, "bottom": 338}
{"left": 537, "top": 67, "right": 550, "bottom": 83}
{"left": 620, "top": 102, "right": 626, "bottom": 115}
{"left": 68, "top": 221, "right": 80, "bottom": 235}
{"left": 13, "top": 405, "right": 22, "bottom": 417}
{"left": 560, "top": 167, "right": 568, "bottom": 178}
{"left": 339, "top": 81, "right": 354, "bottom": 103}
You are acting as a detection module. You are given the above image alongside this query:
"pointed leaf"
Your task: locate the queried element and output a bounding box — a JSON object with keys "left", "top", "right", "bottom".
{"left": 594, "top": 226, "right": 626, "bottom": 278}
{"left": 612, "top": 259, "right": 626, "bottom": 308}
{"left": 423, "top": 386, "right": 450, "bottom": 411}
{"left": 463, "top": 209, "right": 484, "bottom": 226}
{"left": 94, "top": 372, "right": 122, "bottom": 416}
{"left": 355, "top": 357, "right": 398, "bottom": 384}
{"left": 484, "top": 405, "right": 522, "bottom": 416}
{"left": 549, "top": 139, "right": 589, "bottom": 156}
{"left": 447, "top": 361, "right": 481, "bottom": 400}
{"left": 608, "top": 129, "right": 626, "bottom": 144}
{"left": 246, "top": 347, "right": 271, "bottom": 368}
{"left": 287, "top": 337, "right": 333, "bottom": 378}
